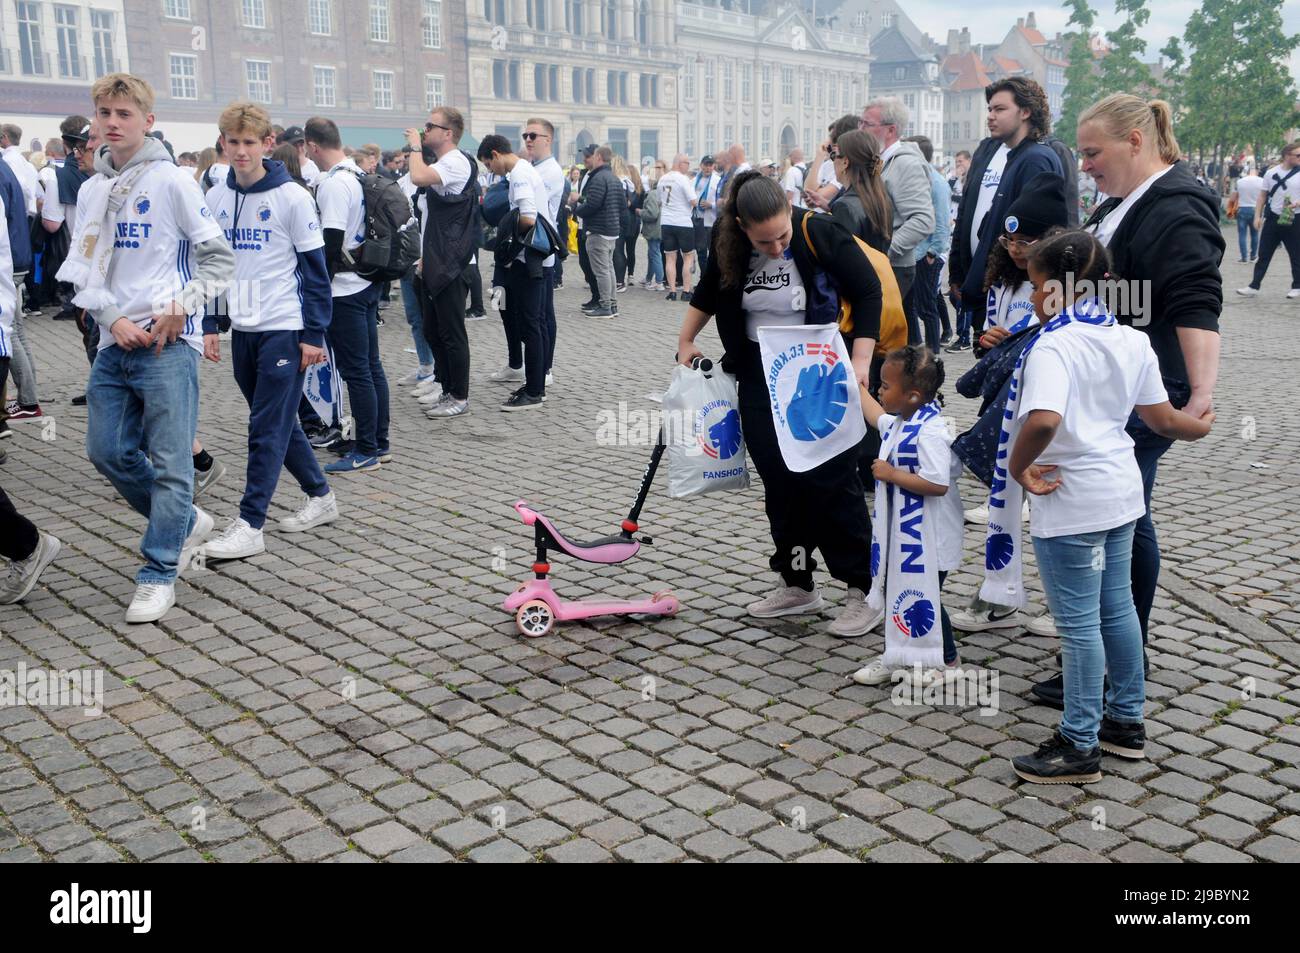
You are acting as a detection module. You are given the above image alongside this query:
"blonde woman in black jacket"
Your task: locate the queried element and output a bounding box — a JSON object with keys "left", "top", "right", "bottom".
{"left": 676, "top": 172, "right": 884, "bottom": 637}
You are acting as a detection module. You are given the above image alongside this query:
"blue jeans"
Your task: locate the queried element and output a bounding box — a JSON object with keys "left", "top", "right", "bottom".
{"left": 327, "top": 284, "right": 389, "bottom": 456}
{"left": 86, "top": 341, "right": 199, "bottom": 584}
{"left": 954, "top": 306, "right": 972, "bottom": 345}
{"left": 644, "top": 238, "right": 664, "bottom": 283}
{"left": 400, "top": 276, "right": 434, "bottom": 368}
{"left": 1236, "top": 216, "right": 1259, "bottom": 261}
{"left": 231, "top": 330, "right": 330, "bottom": 529}
{"left": 1033, "top": 521, "right": 1145, "bottom": 750}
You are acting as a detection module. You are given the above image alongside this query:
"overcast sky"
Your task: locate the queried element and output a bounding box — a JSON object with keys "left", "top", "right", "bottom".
{"left": 900, "top": 1, "right": 1300, "bottom": 85}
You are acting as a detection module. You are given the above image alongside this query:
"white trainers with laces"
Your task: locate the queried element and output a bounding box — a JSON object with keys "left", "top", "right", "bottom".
{"left": 427, "top": 398, "right": 469, "bottom": 418}
{"left": 851, "top": 656, "right": 893, "bottom": 685}
{"left": 1020, "top": 612, "right": 1057, "bottom": 637}
{"left": 411, "top": 376, "right": 441, "bottom": 398}
{"left": 202, "top": 518, "right": 265, "bottom": 560}
{"left": 419, "top": 388, "right": 451, "bottom": 406}
{"left": 1236, "top": 286, "right": 1258, "bottom": 297}
{"left": 747, "top": 585, "right": 825, "bottom": 618}
{"left": 280, "top": 492, "right": 339, "bottom": 533}
{"left": 178, "top": 506, "right": 213, "bottom": 573}
{"left": 828, "top": 587, "right": 884, "bottom": 637}
{"left": 489, "top": 364, "right": 525, "bottom": 383}
{"left": 125, "top": 582, "right": 175, "bottom": 624}
{"left": 964, "top": 503, "right": 989, "bottom": 525}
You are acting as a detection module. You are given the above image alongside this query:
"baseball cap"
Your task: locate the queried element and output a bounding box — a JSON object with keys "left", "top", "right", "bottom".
{"left": 582, "top": 143, "right": 598, "bottom": 158}
{"left": 279, "top": 125, "right": 306, "bottom": 144}
{"left": 700, "top": 154, "right": 714, "bottom": 165}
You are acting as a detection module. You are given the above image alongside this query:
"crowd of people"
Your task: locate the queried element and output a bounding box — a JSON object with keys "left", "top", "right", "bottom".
{"left": 3, "top": 65, "right": 1287, "bottom": 786}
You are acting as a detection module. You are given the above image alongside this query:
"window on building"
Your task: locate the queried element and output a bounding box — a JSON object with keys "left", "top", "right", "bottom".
{"left": 549, "top": 65, "right": 559, "bottom": 101}
{"left": 373, "top": 69, "right": 394, "bottom": 108}
{"left": 314, "top": 66, "right": 336, "bottom": 107}
{"left": 684, "top": 125, "right": 695, "bottom": 159}
{"left": 246, "top": 60, "right": 271, "bottom": 103}
{"left": 526, "top": 0, "right": 546, "bottom": 30}
{"left": 422, "top": 0, "right": 442, "bottom": 48}
{"left": 369, "top": 0, "right": 390, "bottom": 41}
{"left": 425, "top": 74, "right": 445, "bottom": 110}
{"left": 841, "top": 76, "right": 850, "bottom": 110}
{"left": 723, "top": 124, "right": 733, "bottom": 146}
{"left": 495, "top": 125, "right": 521, "bottom": 151}
{"left": 723, "top": 61, "right": 733, "bottom": 101}
{"left": 894, "top": 66, "right": 906, "bottom": 81}
{"left": 242, "top": 0, "right": 266, "bottom": 29}
{"left": 620, "top": 71, "right": 628, "bottom": 106}
{"left": 781, "top": 66, "right": 793, "bottom": 106}
{"left": 572, "top": 67, "right": 583, "bottom": 103}
{"left": 704, "top": 123, "right": 715, "bottom": 150}
{"left": 608, "top": 128, "right": 628, "bottom": 159}
{"left": 651, "top": 74, "right": 659, "bottom": 107}
{"left": 509, "top": 60, "right": 520, "bottom": 99}
{"left": 535, "top": 64, "right": 546, "bottom": 100}
{"left": 586, "top": 69, "right": 594, "bottom": 103}
{"left": 164, "top": 0, "right": 191, "bottom": 19}
{"left": 741, "top": 63, "right": 752, "bottom": 103}
{"left": 484, "top": 0, "right": 505, "bottom": 23}
{"left": 761, "top": 64, "right": 771, "bottom": 102}
{"left": 564, "top": 0, "right": 583, "bottom": 34}
{"left": 495, "top": 61, "right": 508, "bottom": 99}
{"left": 603, "top": 0, "right": 616, "bottom": 40}
{"left": 816, "top": 74, "right": 824, "bottom": 108}
{"left": 91, "top": 10, "right": 115, "bottom": 76}
{"left": 636, "top": 0, "right": 649, "bottom": 44}
{"left": 607, "top": 71, "right": 617, "bottom": 105}
{"left": 684, "top": 62, "right": 695, "bottom": 100}
{"left": 704, "top": 59, "right": 715, "bottom": 99}
{"left": 761, "top": 125, "right": 771, "bottom": 158}
{"left": 882, "top": 12, "right": 894, "bottom": 27}
{"left": 639, "top": 129, "right": 658, "bottom": 164}
{"left": 169, "top": 52, "right": 198, "bottom": 99}
{"left": 308, "top": 0, "right": 331, "bottom": 34}
{"left": 55, "top": 6, "right": 82, "bottom": 78}
{"left": 742, "top": 124, "right": 751, "bottom": 155}
{"left": 16, "top": 1, "right": 45, "bottom": 75}
{"left": 802, "top": 70, "right": 811, "bottom": 106}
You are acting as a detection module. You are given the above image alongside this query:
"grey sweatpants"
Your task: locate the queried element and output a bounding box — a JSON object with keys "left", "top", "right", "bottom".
{"left": 586, "top": 233, "right": 617, "bottom": 309}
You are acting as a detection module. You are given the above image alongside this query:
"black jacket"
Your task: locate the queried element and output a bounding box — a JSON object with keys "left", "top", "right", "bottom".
{"left": 573, "top": 164, "right": 622, "bottom": 237}
{"left": 828, "top": 190, "right": 890, "bottom": 254}
{"left": 415, "top": 149, "right": 480, "bottom": 296}
{"left": 1083, "top": 160, "right": 1224, "bottom": 443}
{"left": 950, "top": 135, "right": 1063, "bottom": 304}
{"left": 692, "top": 207, "right": 883, "bottom": 376}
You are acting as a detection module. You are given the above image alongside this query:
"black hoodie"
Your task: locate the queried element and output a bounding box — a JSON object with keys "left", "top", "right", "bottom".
{"left": 1084, "top": 160, "right": 1223, "bottom": 443}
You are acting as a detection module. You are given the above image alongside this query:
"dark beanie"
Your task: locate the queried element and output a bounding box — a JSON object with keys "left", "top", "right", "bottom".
{"left": 1002, "top": 171, "right": 1068, "bottom": 238}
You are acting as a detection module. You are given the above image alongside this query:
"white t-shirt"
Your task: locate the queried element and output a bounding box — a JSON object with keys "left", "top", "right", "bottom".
{"left": 877, "top": 411, "right": 964, "bottom": 572}
{"left": 203, "top": 162, "right": 230, "bottom": 190}
{"left": 205, "top": 175, "right": 324, "bottom": 333}
{"left": 782, "top": 165, "right": 807, "bottom": 209}
{"left": 2, "top": 146, "right": 39, "bottom": 217}
{"left": 1017, "top": 322, "right": 1168, "bottom": 538}
{"left": 315, "top": 158, "right": 370, "bottom": 298}
{"left": 534, "top": 155, "right": 565, "bottom": 268}
{"left": 969, "top": 144, "right": 1009, "bottom": 251}
{"left": 1261, "top": 164, "right": 1300, "bottom": 216}
{"left": 301, "top": 157, "right": 321, "bottom": 186}
{"left": 40, "top": 163, "right": 77, "bottom": 234}
{"left": 36, "top": 164, "right": 55, "bottom": 213}
{"left": 506, "top": 157, "right": 546, "bottom": 264}
{"left": 1235, "top": 174, "right": 1263, "bottom": 210}
{"left": 743, "top": 247, "right": 805, "bottom": 342}
{"left": 657, "top": 170, "right": 697, "bottom": 228}
{"left": 987, "top": 280, "right": 1036, "bottom": 334}
{"left": 693, "top": 171, "right": 721, "bottom": 225}
{"left": 1089, "top": 165, "right": 1173, "bottom": 248}
{"left": 414, "top": 148, "right": 473, "bottom": 249}
{"left": 70, "top": 160, "right": 223, "bottom": 352}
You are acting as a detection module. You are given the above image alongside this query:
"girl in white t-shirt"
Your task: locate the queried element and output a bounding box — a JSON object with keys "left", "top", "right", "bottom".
{"left": 852, "top": 345, "right": 965, "bottom": 686}
{"left": 1008, "top": 229, "right": 1214, "bottom": 785}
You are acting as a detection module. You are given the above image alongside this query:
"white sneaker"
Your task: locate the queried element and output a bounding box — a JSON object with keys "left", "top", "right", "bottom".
{"left": 202, "top": 518, "right": 265, "bottom": 561}
{"left": 488, "top": 364, "right": 525, "bottom": 383}
{"left": 545, "top": 371, "right": 554, "bottom": 387}
{"left": 125, "top": 582, "right": 175, "bottom": 624}
{"left": 964, "top": 503, "right": 989, "bottom": 525}
{"left": 411, "top": 376, "right": 440, "bottom": 398}
{"left": 426, "top": 398, "right": 469, "bottom": 418}
{"left": 279, "top": 491, "right": 339, "bottom": 533}
{"left": 178, "top": 506, "right": 213, "bottom": 573}
{"left": 1020, "top": 612, "right": 1057, "bottom": 637}
{"left": 918, "top": 658, "right": 963, "bottom": 686}
{"left": 828, "top": 588, "right": 884, "bottom": 637}
{"left": 419, "top": 388, "right": 450, "bottom": 406}
{"left": 747, "top": 585, "right": 825, "bottom": 618}
{"left": 1236, "top": 286, "right": 1259, "bottom": 297}
{"left": 851, "top": 656, "right": 893, "bottom": 685}
{"left": 1288, "top": 289, "right": 1300, "bottom": 299}
{"left": 397, "top": 368, "right": 422, "bottom": 386}
{"left": 950, "top": 596, "right": 1020, "bottom": 632}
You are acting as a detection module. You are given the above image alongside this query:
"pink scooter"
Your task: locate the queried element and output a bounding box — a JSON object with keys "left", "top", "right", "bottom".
{"left": 502, "top": 361, "right": 703, "bottom": 637}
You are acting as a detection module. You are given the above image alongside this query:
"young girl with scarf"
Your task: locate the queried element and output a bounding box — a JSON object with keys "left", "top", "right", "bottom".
{"left": 1004, "top": 230, "right": 1214, "bottom": 784}
{"left": 852, "top": 345, "right": 964, "bottom": 686}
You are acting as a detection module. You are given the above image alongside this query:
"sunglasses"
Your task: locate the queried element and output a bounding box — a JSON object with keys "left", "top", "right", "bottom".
{"left": 522, "top": 131, "right": 550, "bottom": 141}
{"left": 998, "top": 235, "right": 1040, "bottom": 252}
{"left": 424, "top": 122, "right": 450, "bottom": 132}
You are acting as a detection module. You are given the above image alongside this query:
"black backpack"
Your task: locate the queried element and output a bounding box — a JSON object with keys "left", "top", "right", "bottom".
{"left": 337, "top": 168, "right": 420, "bottom": 282}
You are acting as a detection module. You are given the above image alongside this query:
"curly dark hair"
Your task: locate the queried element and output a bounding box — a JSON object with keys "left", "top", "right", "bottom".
{"left": 1027, "top": 228, "right": 1111, "bottom": 290}
{"left": 982, "top": 224, "right": 1066, "bottom": 294}
{"left": 985, "top": 77, "right": 1051, "bottom": 138}
{"left": 713, "top": 170, "right": 788, "bottom": 290}
{"left": 885, "top": 344, "right": 945, "bottom": 406}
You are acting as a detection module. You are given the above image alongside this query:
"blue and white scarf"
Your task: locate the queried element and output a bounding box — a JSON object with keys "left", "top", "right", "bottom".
{"left": 985, "top": 282, "right": 1037, "bottom": 336}
{"left": 981, "top": 298, "right": 1115, "bottom": 608}
{"left": 869, "top": 400, "right": 946, "bottom": 669}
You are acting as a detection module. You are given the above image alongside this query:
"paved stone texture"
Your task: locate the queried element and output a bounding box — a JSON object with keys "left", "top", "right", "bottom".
{"left": 1, "top": 236, "right": 1297, "bottom": 862}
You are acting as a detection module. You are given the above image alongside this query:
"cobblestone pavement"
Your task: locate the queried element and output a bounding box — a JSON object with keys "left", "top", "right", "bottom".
{"left": 2, "top": 233, "right": 1298, "bottom": 863}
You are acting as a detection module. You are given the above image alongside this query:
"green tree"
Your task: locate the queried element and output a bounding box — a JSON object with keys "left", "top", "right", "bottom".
{"left": 1158, "top": 36, "right": 1185, "bottom": 113}
{"left": 1057, "top": 0, "right": 1100, "bottom": 148}
{"left": 1095, "top": 0, "right": 1154, "bottom": 97}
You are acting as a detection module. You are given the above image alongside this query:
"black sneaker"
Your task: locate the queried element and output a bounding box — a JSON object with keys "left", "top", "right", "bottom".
{"left": 944, "top": 339, "right": 969, "bottom": 353}
{"left": 1012, "top": 731, "right": 1102, "bottom": 784}
{"left": 331, "top": 439, "right": 357, "bottom": 456}
{"left": 681, "top": 291, "right": 693, "bottom": 304}
{"left": 0, "top": 420, "right": 10, "bottom": 439}
{"left": 580, "top": 298, "right": 600, "bottom": 311}
{"left": 588, "top": 306, "right": 615, "bottom": 317}
{"left": 1030, "top": 672, "right": 1064, "bottom": 710}
{"left": 1098, "top": 716, "right": 1146, "bottom": 760}
{"left": 309, "top": 426, "right": 344, "bottom": 449}
{"left": 665, "top": 291, "right": 677, "bottom": 301}
{"left": 71, "top": 394, "right": 87, "bottom": 406}
{"left": 510, "top": 386, "right": 546, "bottom": 403}
{"left": 501, "top": 390, "right": 544, "bottom": 412}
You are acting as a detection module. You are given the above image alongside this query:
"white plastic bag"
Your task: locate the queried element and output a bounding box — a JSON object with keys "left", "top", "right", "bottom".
{"left": 661, "top": 363, "right": 751, "bottom": 498}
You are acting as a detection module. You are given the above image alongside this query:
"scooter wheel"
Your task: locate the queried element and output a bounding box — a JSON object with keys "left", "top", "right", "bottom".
{"left": 653, "top": 591, "right": 680, "bottom": 616}
{"left": 515, "top": 599, "right": 555, "bottom": 638}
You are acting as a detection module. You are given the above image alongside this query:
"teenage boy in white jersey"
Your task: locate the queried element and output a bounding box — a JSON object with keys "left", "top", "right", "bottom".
{"left": 524, "top": 118, "right": 564, "bottom": 388}
{"left": 198, "top": 102, "right": 339, "bottom": 561}
{"left": 60, "top": 73, "right": 235, "bottom": 623}
{"left": 657, "top": 154, "right": 698, "bottom": 301}
{"left": 305, "top": 116, "right": 389, "bottom": 472}
{"left": 404, "top": 106, "right": 476, "bottom": 419}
